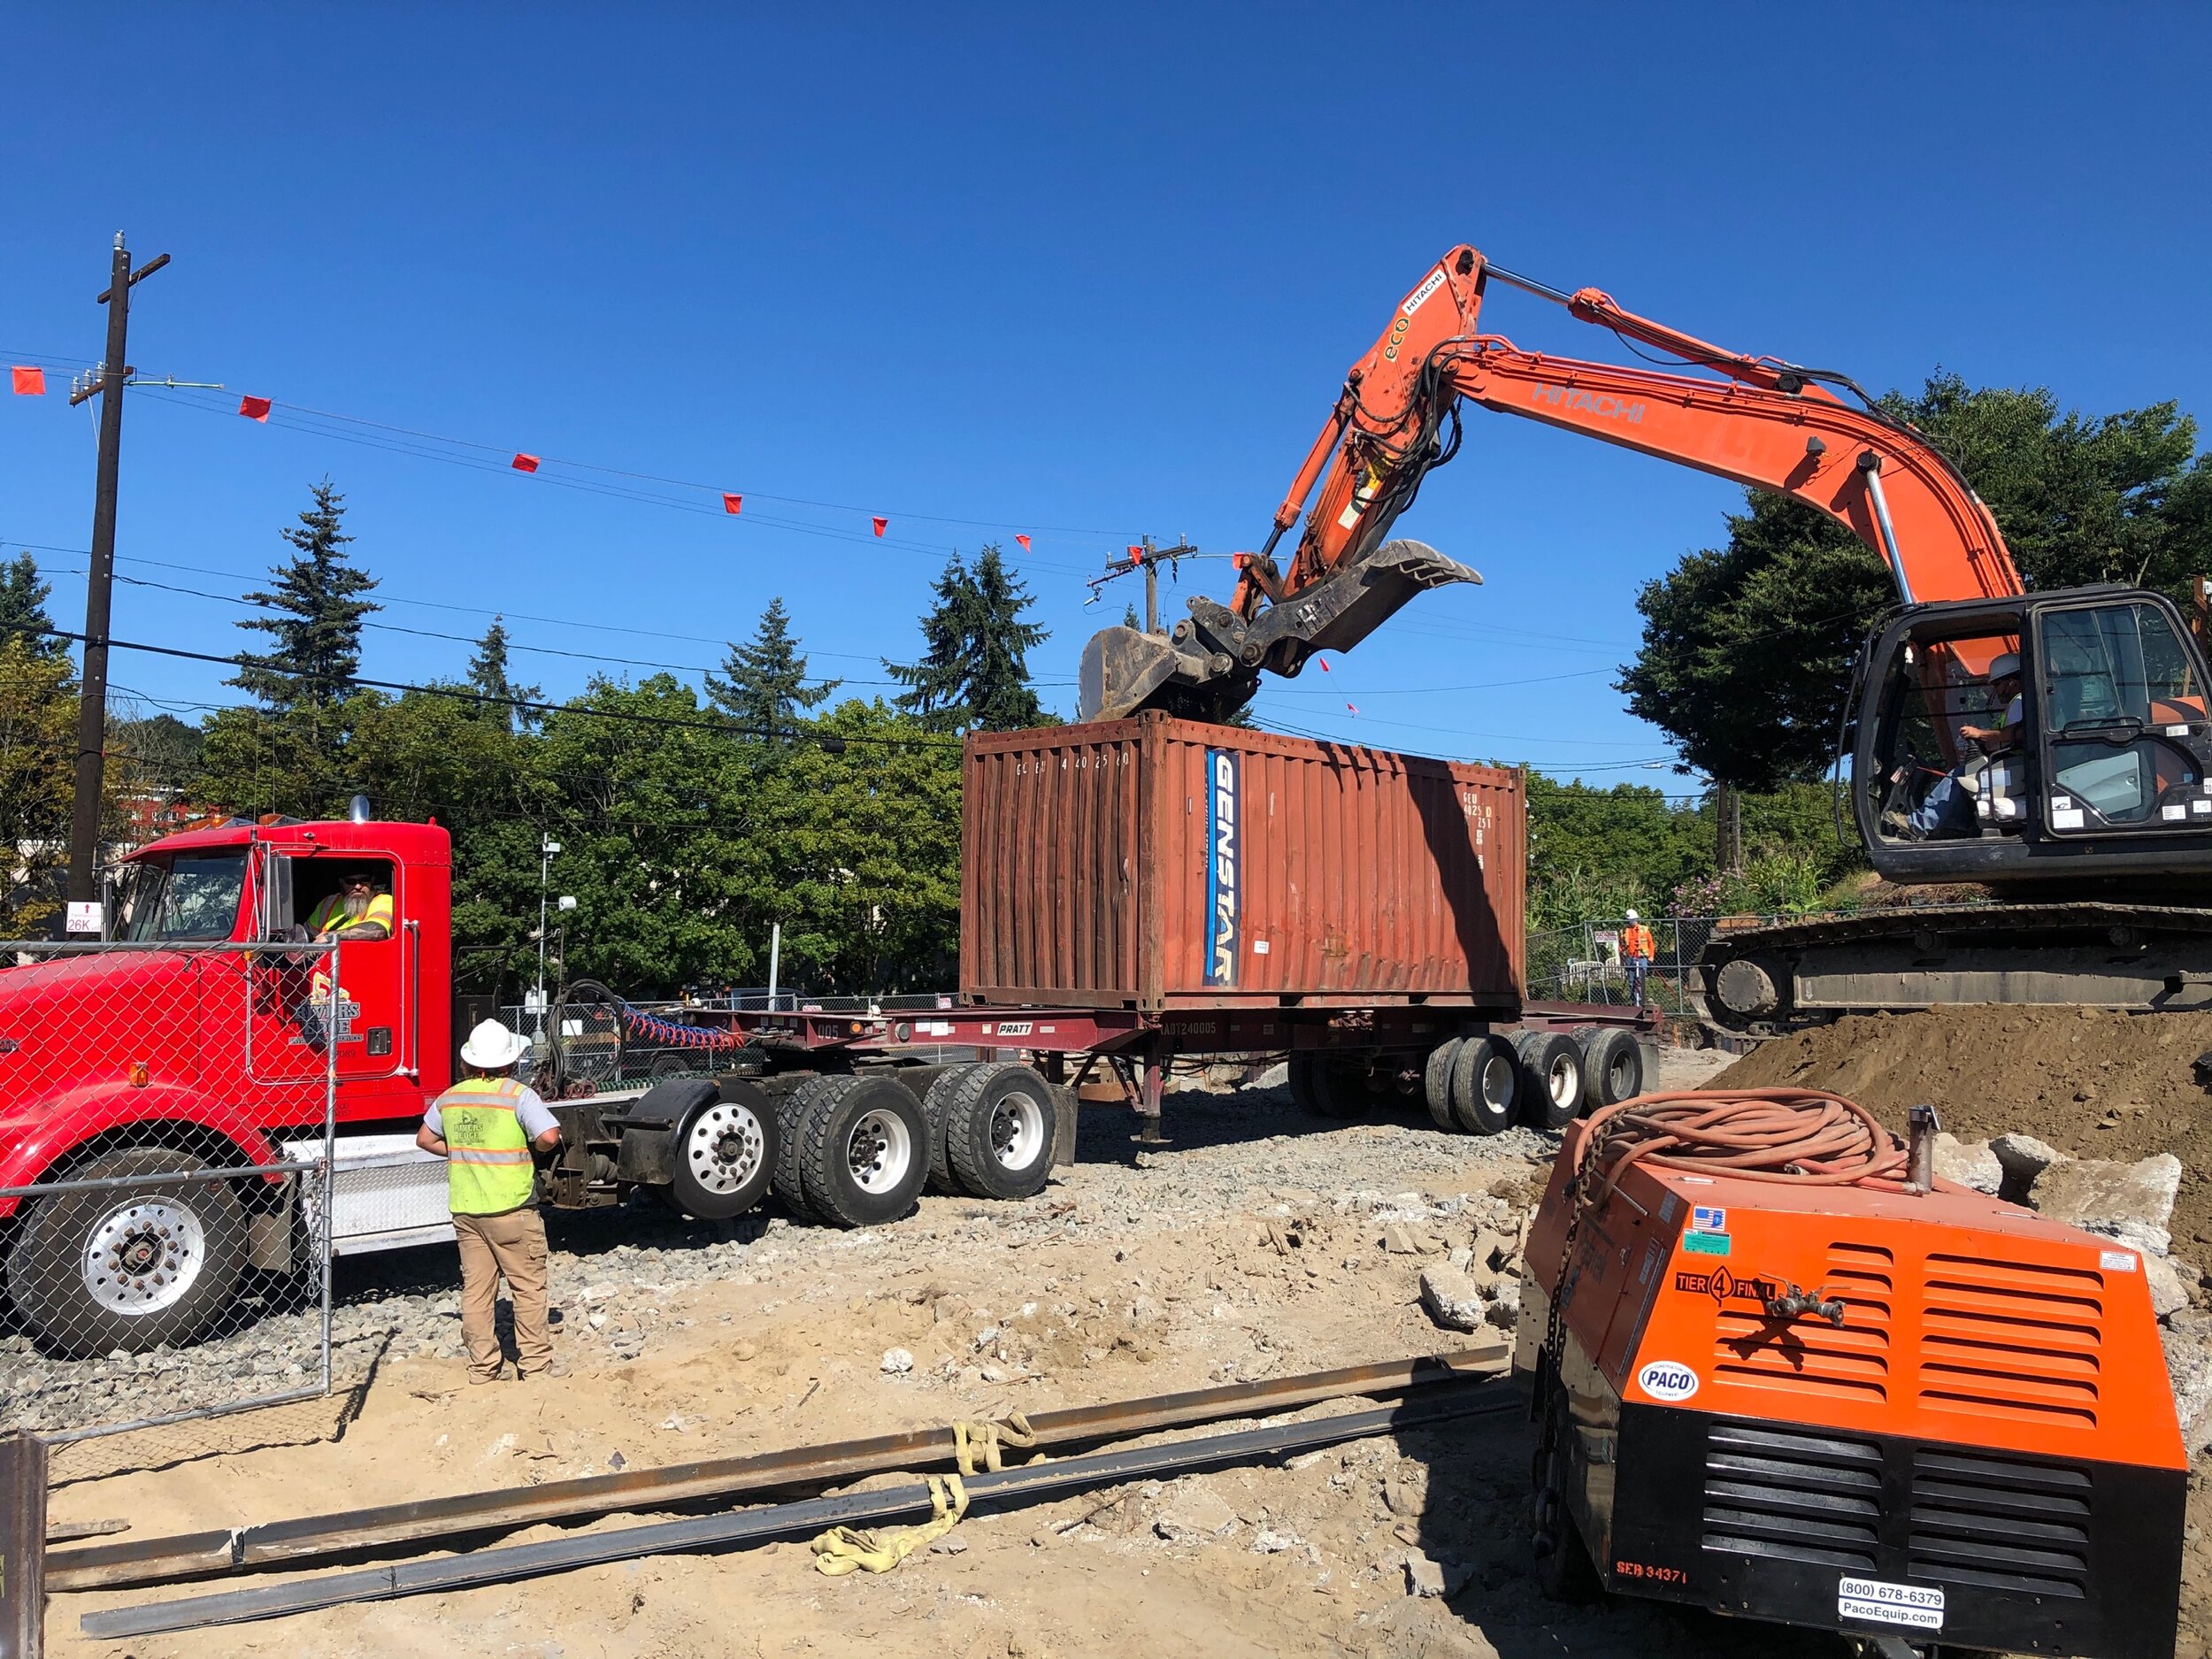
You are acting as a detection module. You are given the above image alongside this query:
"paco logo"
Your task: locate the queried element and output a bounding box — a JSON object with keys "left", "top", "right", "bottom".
{"left": 1634, "top": 1359, "right": 1699, "bottom": 1402}
{"left": 1203, "top": 749, "right": 1240, "bottom": 987}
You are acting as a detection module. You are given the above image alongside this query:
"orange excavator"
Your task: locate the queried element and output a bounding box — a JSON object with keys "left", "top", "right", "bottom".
{"left": 1080, "top": 245, "right": 2212, "bottom": 1040}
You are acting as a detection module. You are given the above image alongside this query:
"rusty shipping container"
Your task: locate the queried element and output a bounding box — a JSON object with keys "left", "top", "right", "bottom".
{"left": 961, "top": 714, "right": 1525, "bottom": 1010}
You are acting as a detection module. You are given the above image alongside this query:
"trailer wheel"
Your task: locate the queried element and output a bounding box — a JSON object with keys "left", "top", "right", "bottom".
{"left": 1448, "top": 1034, "right": 1518, "bottom": 1135}
{"left": 667, "top": 1080, "right": 778, "bottom": 1220}
{"left": 1422, "top": 1039, "right": 1463, "bottom": 1132}
{"left": 798, "top": 1075, "right": 929, "bottom": 1229}
{"left": 6, "top": 1148, "right": 250, "bottom": 1359}
{"left": 1514, "top": 1033, "right": 1586, "bottom": 1132}
{"left": 921, "top": 1064, "right": 983, "bottom": 1194}
{"left": 772, "top": 1075, "right": 842, "bottom": 1224}
{"left": 944, "top": 1063, "right": 1056, "bottom": 1202}
{"left": 1288, "top": 1053, "right": 1363, "bottom": 1118}
{"left": 1578, "top": 1027, "right": 1645, "bottom": 1110}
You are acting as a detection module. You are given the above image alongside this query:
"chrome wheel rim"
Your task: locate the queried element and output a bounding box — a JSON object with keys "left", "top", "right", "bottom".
{"left": 686, "top": 1102, "right": 765, "bottom": 1194}
{"left": 1547, "top": 1054, "right": 1579, "bottom": 1108}
{"left": 1481, "top": 1055, "right": 1517, "bottom": 1112}
{"left": 84, "top": 1199, "right": 206, "bottom": 1316}
{"left": 848, "top": 1108, "right": 913, "bottom": 1194}
{"left": 990, "top": 1090, "right": 1048, "bottom": 1171}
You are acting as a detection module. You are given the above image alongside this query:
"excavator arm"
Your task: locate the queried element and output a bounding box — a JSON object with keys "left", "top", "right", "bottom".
{"left": 1079, "top": 244, "right": 2023, "bottom": 722}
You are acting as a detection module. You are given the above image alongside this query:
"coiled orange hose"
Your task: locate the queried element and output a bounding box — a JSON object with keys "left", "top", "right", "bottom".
{"left": 1574, "top": 1088, "right": 1910, "bottom": 1203}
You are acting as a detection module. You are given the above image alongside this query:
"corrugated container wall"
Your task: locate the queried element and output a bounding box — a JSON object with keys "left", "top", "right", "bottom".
{"left": 961, "top": 714, "right": 1525, "bottom": 1010}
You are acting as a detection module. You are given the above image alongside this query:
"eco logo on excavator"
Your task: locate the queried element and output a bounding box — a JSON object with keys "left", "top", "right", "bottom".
{"left": 1384, "top": 268, "right": 1450, "bottom": 363}
{"left": 1531, "top": 383, "right": 1645, "bottom": 424}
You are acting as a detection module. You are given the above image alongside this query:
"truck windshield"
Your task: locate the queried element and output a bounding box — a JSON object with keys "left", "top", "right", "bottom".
{"left": 119, "top": 851, "right": 249, "bottom": 942}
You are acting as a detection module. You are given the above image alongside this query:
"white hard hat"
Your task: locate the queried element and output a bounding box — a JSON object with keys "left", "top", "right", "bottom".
{"left": 1988, "top": 651, "right": 2020, "bottom": 682}
{"left": 459, "top": 1018, "right": 531, "bottom": 1071}
{"left": 1624, "top": 909, "right": 1640, "bottom": 921}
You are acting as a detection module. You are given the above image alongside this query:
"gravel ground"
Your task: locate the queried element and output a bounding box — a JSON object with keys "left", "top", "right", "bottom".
{"left": 4, "top": 1069, "right": 1569, "bottom": 1441}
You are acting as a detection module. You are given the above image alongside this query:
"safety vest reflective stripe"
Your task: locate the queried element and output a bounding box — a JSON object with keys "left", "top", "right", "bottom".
{"left": 435, "top": 1076, "right": 536, "bottom": 1214}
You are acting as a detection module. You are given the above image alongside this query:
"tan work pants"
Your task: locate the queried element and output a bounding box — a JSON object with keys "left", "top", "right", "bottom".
{"left": 453, "top": 1207, "right": 551, "bottom": 1379}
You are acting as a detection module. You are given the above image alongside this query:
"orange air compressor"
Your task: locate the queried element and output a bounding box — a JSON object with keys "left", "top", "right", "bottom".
{"left": 1512, "top": 1090, "right": 2185, "bottom": 1656}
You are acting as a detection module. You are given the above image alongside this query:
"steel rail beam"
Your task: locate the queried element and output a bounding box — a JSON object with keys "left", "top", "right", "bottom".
{"left": 82, "top": 1386, "right": 1514, "bottom": 1638}
{"left": 50, "top": 1342, "right": 1506, "bottom": 1593}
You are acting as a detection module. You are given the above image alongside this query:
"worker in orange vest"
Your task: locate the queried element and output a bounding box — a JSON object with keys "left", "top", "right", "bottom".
{"left": 1621, "top": 910, "right": 1656, "bottom": 1007}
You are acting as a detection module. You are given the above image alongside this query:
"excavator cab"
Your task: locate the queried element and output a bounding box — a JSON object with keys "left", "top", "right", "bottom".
{"left": 1852, "top": 586, "right": 2212, "bottom": 887}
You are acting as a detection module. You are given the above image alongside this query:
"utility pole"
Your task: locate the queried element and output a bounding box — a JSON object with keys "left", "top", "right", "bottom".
{"left": 65, "top": 234, "right": 170, "bottom": 913}
{"left": 1715, "top": 782, "right": 1744, "bottom": 876}
{"left": 1141, "top": 537, "right": 1158, "bottom": 633}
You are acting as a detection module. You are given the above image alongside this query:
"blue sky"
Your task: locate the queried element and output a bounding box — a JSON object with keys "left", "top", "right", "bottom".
{"left": 4, "top": 4, "right": 2208, "bottom": 793}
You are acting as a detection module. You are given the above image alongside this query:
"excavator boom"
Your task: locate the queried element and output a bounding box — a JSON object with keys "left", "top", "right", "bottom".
{"left": 1079, "top": 244, "right": 2023, "bottom": 721}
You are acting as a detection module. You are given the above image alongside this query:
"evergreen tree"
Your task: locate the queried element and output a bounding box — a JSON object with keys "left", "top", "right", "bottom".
{"left": 1122, "top": 602, "right": 1141, "bottom": 630}
{"left": 231, "top": 480, "right": 380, "bottom": 729}
{"left": 0, "top": 554, "right": 65, "bottom": 661}
{"left": 705, "top": 596, "right": 837, "bottom": 741}
{"left": 885, "top": 544, "right": 1048, "bottom": 732}
{"left": 467, "top": 617, "right": 542, "bottom": 728}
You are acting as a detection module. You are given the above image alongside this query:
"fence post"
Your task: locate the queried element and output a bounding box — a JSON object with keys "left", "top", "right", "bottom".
{"left": 319, "top": 941, "right": 339, "bottom": 1399}
{"left": 0, "top": 1432, "right": 47, "bottom": 1659}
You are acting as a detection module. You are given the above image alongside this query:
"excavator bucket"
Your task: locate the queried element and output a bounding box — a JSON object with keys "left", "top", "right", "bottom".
{"left": 1078, "top": 539, "right": 1480, "bottom": 723}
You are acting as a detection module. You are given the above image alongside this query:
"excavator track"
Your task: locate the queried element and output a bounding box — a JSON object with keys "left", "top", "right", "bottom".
{"left": 1692, "top": 900, "right": 2212, "bottom": 1042}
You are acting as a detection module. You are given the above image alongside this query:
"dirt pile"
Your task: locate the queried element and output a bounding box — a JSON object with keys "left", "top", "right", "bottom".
{"left": 1717, "top": 1005, "right": 2212, "bottom": 1248}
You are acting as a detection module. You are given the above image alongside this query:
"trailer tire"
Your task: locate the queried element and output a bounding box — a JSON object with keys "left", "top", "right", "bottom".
{"left": 772, "top": 1075, "right": 841, "bottom": 1224}
{"left": 798, "top": 1075, "right": 929, "bottom": 1229}
{"left": 1289, "top": 1053, "right": 1363, "bottom": 1118}
{"left": 1423, "top": 1039, "right": 1463, "bottom": 1132}
{"left": 944, "top": 1064, "right": 1056, "bottom": 1202}
{"left": 922, "top": 1064, "right": 984, "bottom": 1194}
{"left": 7, "top": 1148, "right": 250, "bottom": 1359}
{"left": 1514, "top": 1033, "right": 1586, "bottom": 1132}
{"left": 667, "top": 1080, "right": 778, "bottom": 1220}
{"left": 1578, "top": 1027, "right": 1645, "bottom": 1110}
{"left": 1449, "top": 1034, "right": 1518, "bottom": 1135}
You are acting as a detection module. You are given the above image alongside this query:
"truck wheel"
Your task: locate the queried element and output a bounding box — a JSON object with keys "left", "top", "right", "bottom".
{"left": 772, "top": 1075, "right": 841, "bottom": 1224}
{"left": 1423, "top": 1039, "right": 1463, "bottom": 1132}
{"left": 944, "top": 1063, "right": 1056, "bottom": 1202}
{"left": 668, "top": 1080, "right": 778, "bottom": 1220}
{"left": 1514, "top": 1033, "right": 1586, "bottom": 1132}
{"left": 1449, "top": 1034, "right": 1518, "bottom": 1135}
{"left": 922, "top": 1064, "right": 983, "bottom": 1194}
{"left": 799, "top": 1075, "right": 928, "bottom": 1229}
{"left": 6, "top": 1148, "right": 250, "bottom": 1359}
{"left": 1578, "top": 1027, "right": 1645, "bottom": 1110}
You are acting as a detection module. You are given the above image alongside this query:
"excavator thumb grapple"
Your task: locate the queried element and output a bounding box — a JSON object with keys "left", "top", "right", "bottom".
{"left": 1079, "top": 537, "right": 1479, "bottom": 722}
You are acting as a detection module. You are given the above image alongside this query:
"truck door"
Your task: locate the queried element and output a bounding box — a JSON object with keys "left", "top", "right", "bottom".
{"left": 2033, "top": 597, "right": 2212, "bottom": 837}
{"left": 301, "top": 856, "right": 409, "bottom": 1081}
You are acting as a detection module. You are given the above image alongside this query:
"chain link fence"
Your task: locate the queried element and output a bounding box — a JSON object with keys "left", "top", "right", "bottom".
{"left": 0, "top": 940, "right": 347, "bottom": 1463}
{"left": 1522, "top": 914, "right": 1789, "bottom": 1018}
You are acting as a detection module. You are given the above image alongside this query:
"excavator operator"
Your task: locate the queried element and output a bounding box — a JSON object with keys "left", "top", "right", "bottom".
{"left": 1893, "top": 654, "right": 2025, "bottom": 840}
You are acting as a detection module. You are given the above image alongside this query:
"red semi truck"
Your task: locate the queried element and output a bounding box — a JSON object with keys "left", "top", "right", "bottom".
{"left": 0, "top": 734, "right": 1650, "bottom": 1355}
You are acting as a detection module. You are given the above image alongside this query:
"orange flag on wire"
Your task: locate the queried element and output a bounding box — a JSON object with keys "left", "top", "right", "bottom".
{"left": 871, "top": 516, "right": 887, "bottom": 537}
{"left": 238, "top": 395, "right": 271, "bottom": 421}
{"left": 511, "top": 453, "right": 541, "bottom": 473}
{"left": 12, "top": 366, "right": 45, "bottom": 396}
{"left": 1014, "top": 534, "right": 1030, "bottom": 552}
{"left": 723, "top": 494, "right": 742, "bottom": 515}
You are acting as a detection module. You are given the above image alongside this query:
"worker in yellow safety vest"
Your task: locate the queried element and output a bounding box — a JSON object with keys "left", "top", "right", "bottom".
{"left": 303, "top": 872, "right": 396, "bottom": 1023}
{"left": 417, "top": 1019, "right": 566, "bottom": 1383}
{"left": 1621, "top": 910, "right": 1656, "bottom": 1008}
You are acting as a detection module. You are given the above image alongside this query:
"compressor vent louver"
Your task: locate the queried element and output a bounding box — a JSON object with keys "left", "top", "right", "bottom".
{"left": 1700, "top": 1420, "right": 1883, "bottom": 1571}
{"left": 1908, "top": 1446, "right": 2092, "bottom": 1599}
{"left": 1917, "top": 1252, "right": 2104, "bottom": 1428}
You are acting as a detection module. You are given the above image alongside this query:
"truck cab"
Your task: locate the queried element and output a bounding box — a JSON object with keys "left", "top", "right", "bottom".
{"left": 0, "top": 816, "right": 452, "bottom": 1357}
